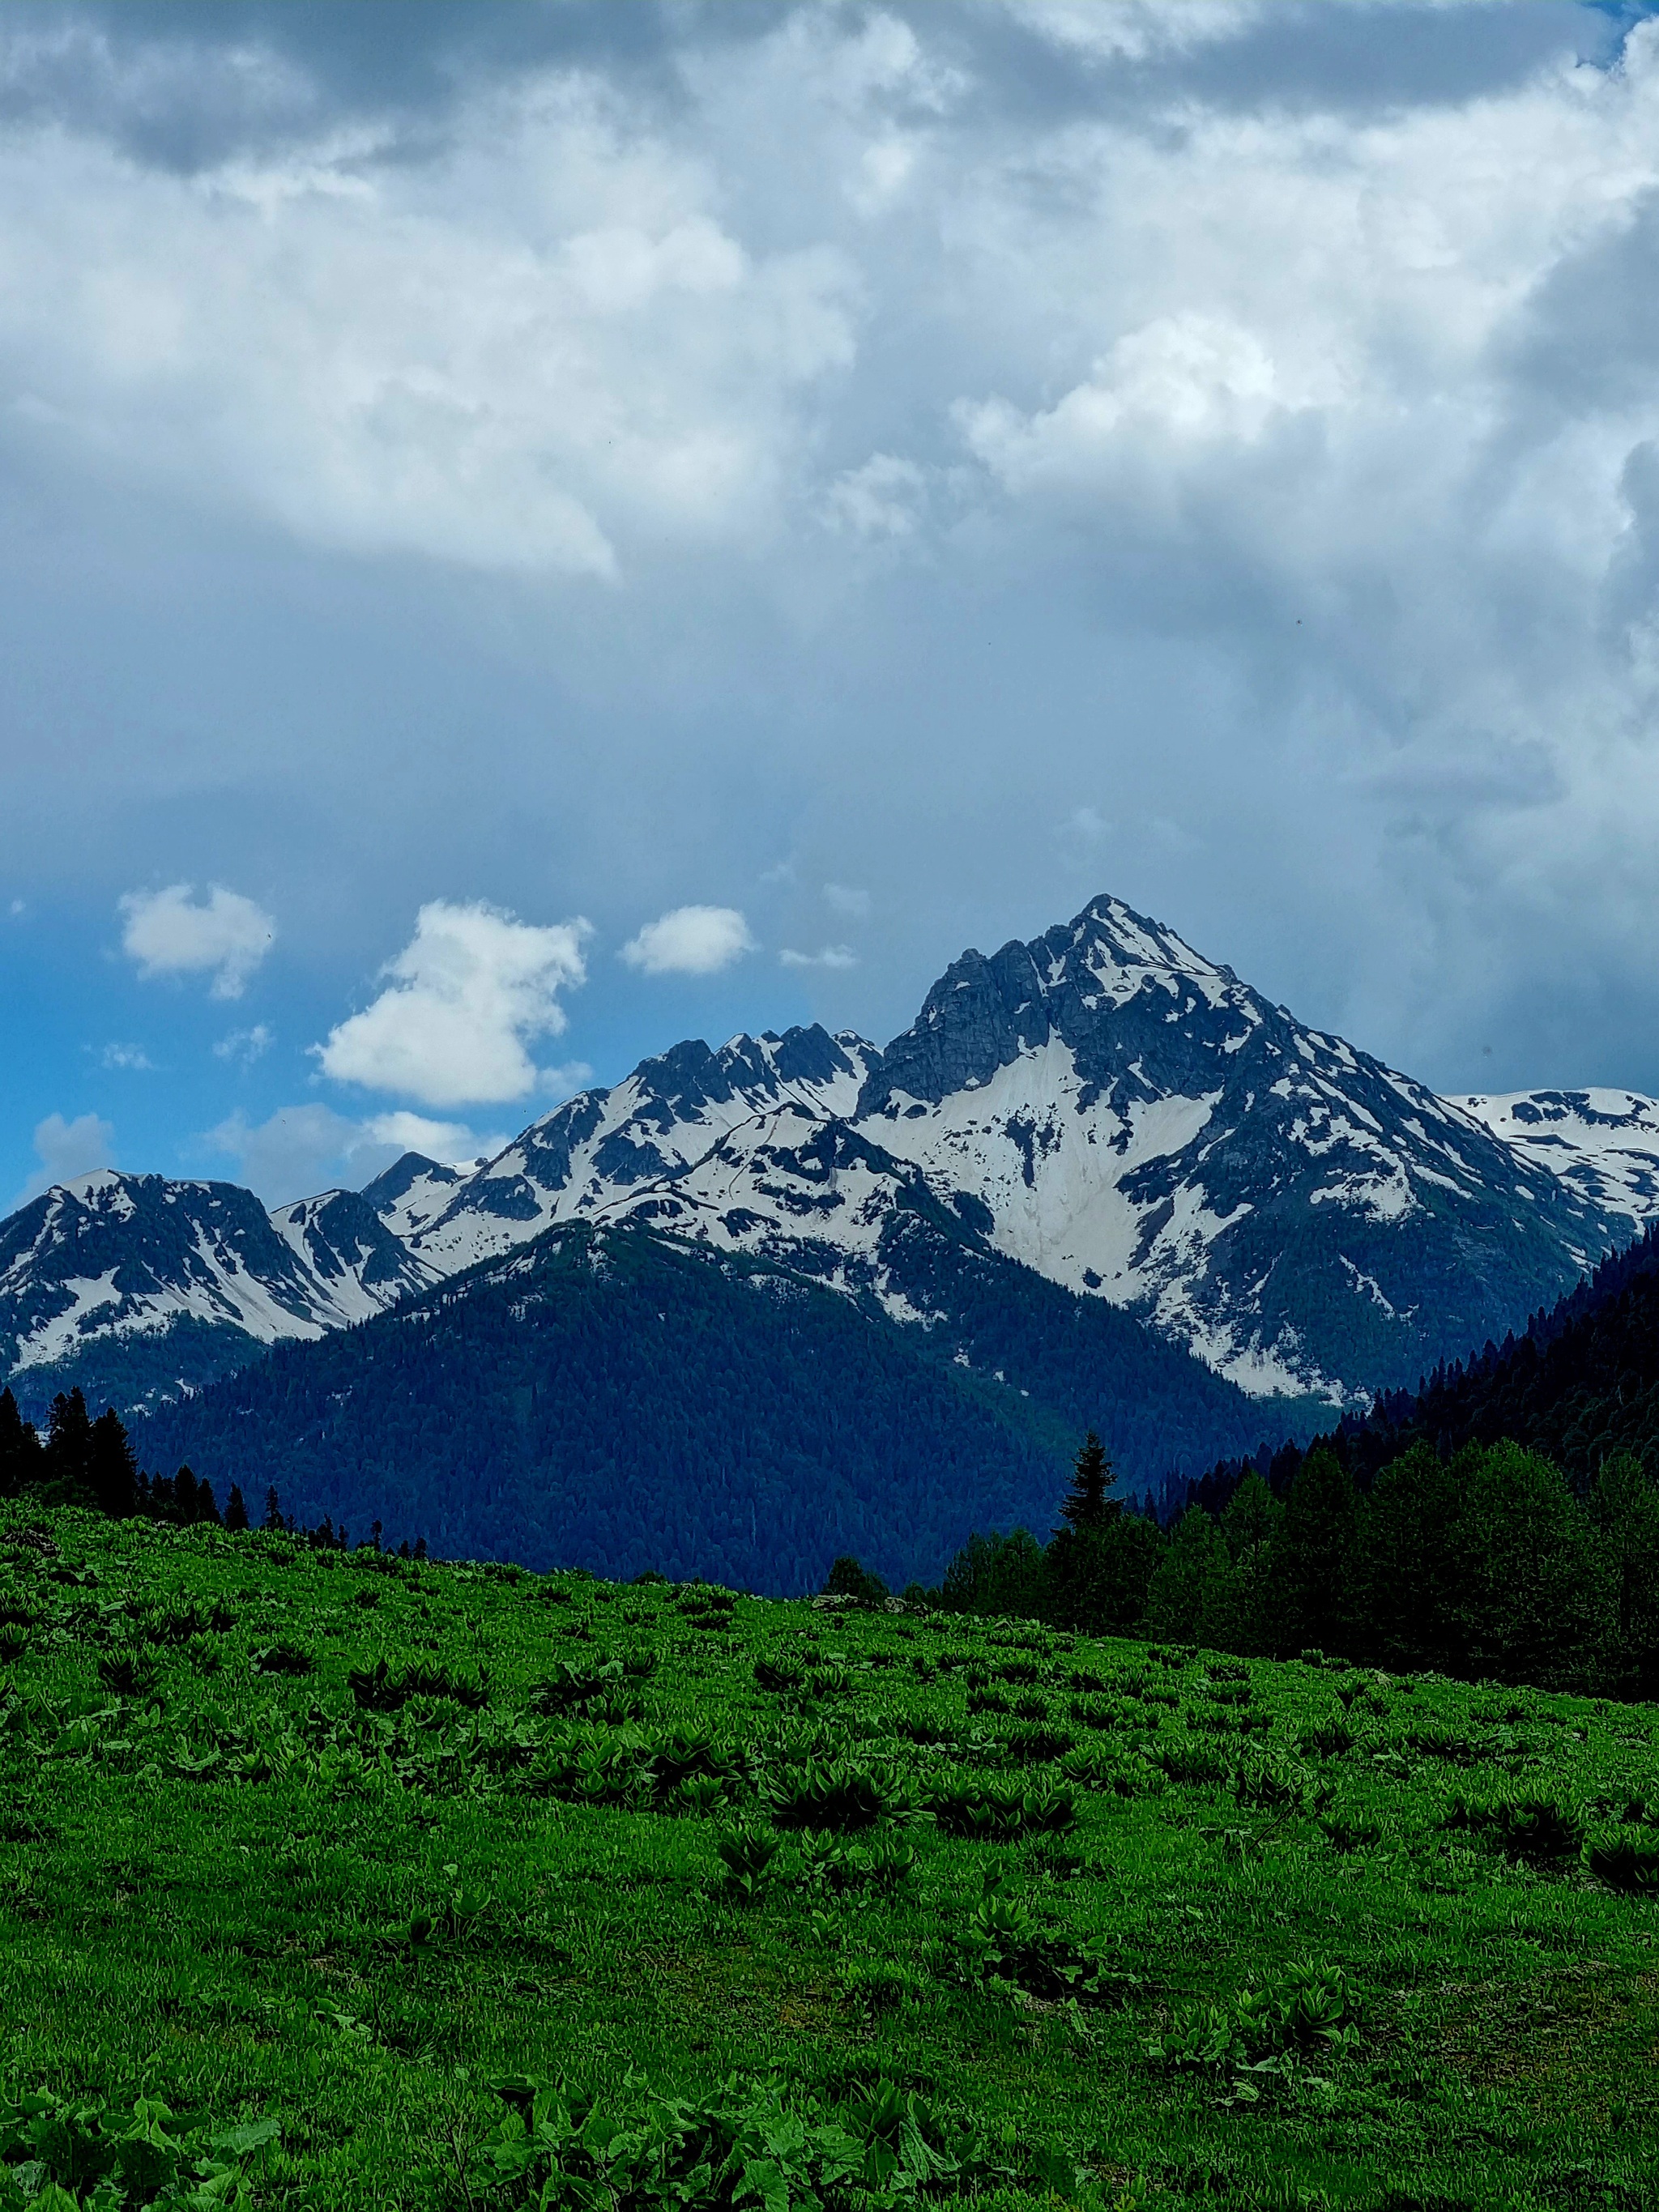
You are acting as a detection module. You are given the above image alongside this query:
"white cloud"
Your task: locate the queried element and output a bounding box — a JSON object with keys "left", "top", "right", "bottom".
{"left": 621, "top": 905, "right": 756, "bottom": 976}
{"left": 315, "top": 899, "right": 591, "bottom": 1108}
{"left": 213, "top": 1022, "right": 273, "bottom": 1066}
{"left": 824, "top": 453, "right": 927, "bottom": 537}
{"left": 118, "top": 883, "right": 275, "bottom": 999}
{"left": 208, "top": 1102, "right": 505, "bottom": 1205}
{"left": 539, "top": 1061, "right": 595, "bottom": 1098}
{"left": 100, "top": 1042, "right": 154, "bottom": 1071}
{"left": 823, "top": 882, "right": 871, "bottom": 918}
{"left": 0, "top": 74, "right": 858, "bottom": 578}
{"left": 1006, "top": 0, "right": 1267, "bottom": 66}
{"left": 780, "top": 944, "right": 859, "bottom": 970}
{"left": 359, "top": 1109, "right": 502, "bottom": 1164}
{"left": 19, "top": 1110, "right": 116, "bottom": 1204}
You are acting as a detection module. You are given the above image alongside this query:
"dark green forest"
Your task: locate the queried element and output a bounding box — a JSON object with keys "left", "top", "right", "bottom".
{"left": 120, "top": 1221, "right": 1275, "bottom": 1592}
{"left": 938, "top": 1230, "right": 1659, "bottom": 1698}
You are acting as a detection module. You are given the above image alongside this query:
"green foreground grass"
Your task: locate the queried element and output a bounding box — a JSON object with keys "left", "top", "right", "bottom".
{"left": 2, "top": 1506, "right": 1657, "bottom": 2211}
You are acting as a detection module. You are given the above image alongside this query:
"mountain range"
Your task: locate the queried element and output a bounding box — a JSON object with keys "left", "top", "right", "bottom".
{"left": 2, "top": 889, "right": 1653, "bottom": 1579}
{"left": 6, "top": 893, "right": 1645, "bottom": 1419}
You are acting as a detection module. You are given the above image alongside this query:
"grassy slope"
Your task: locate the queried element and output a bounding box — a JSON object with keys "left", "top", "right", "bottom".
{"left": 2, "top": 1505, "right": 1657, "bottom": 2212}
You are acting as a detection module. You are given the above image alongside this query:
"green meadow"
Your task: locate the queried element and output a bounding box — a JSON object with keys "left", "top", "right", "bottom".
{"left": 2, "top": 1503, "right": 1656, "bottom": 2211}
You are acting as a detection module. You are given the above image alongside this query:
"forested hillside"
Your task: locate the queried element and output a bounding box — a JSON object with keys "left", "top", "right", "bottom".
{"left": 135, "top": 1221, "right": 1273, "bottom": 1592}
{"left": 1188, "top": 1225, "right": 1659, "bottom": 1511}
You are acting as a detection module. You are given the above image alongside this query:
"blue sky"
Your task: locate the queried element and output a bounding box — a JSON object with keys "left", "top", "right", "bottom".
{"left": 4, "top": 0, "right": 1659, "bottom": 1206}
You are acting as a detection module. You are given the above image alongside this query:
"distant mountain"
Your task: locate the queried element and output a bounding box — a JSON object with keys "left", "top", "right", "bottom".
{"left": 838, "top": 898, "right": 1619, "bottom": 1400}
{"left": 0, "top": 1171, "right": 433, "bottom": 1422}
{"left": 1454, "top": 1089, "right": 1659, "bottom": 1230}
{"left": 0, "top": 893, "right": 1641, "bottom": 1430}
{"left": 362, "top": 897, "right": 1623, "bottom": 1404}
{"left": 382, "top": 1026, "right": 879, "bottom": 1275}
{"left": 138, "top": 1217, "right": 1273, "bottom": 1590}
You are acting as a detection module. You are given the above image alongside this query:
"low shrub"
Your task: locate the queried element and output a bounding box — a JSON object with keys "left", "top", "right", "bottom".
{"left": 354, "top": 1659, "right": 488, "bottom": 1711}
{"left": 766, "top": 1759, "right": 896, "bottom": 1833}
{"left": 1586, "top": 1833, "right": 1659, "bottom": 1894}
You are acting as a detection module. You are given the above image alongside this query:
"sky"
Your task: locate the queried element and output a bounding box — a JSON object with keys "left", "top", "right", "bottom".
{"left": 5, "top": 0, "right": 1659, "bottom": 1208}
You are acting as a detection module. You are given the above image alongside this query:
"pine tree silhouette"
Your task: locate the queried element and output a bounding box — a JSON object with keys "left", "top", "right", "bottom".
{"left": 1059, "top": 1431, "right": 1120, "bottom": 1529}
{"left": 173, "top": 1465, "right": 199, "bottom": 1524}
{"left": 86, "top": 1408, "right": 139, "bottom": 1518}
{"left": 224, "top": 1484, "right": 249, "bottom": 1532}
{"left": 45, "top": 1388, "right": 95, "bottom": 1506}
{"left": 262, "top": 1485, "right": 284, "bottom": 1533}
{"left": 0, "top": 1388, "right": 41, "bottom": 1501}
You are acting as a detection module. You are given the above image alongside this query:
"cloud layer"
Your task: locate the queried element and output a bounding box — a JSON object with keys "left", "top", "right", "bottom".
{"left": 10, "top": 1, "right": 1659, "bottom": 1209}
{"left": 19, "top": 1110, "right": 115, "bottom": 1204}
{"left": 621, "top": 906, "right": 757, "bottom": 977}
{"left": 208, "top": 1102, "right": 501, "bottom": 1205}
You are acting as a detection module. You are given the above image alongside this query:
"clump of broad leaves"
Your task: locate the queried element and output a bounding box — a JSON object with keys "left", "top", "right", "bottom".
{"left": 480, "top": 2072, "right": 1018, "bottom": 2212}
{"left": 1146, "top": 1959, "right": 1362, "bottom": 2103}
{"left": 949, "top": 1869, "right": 1133, "bottom": 2009}
{"left": 0, "top": 2091, "right": 277, "bottom": 2209}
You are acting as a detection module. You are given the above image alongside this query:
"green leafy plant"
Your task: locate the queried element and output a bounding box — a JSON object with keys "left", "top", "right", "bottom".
{"left": 926, "top": 1775, "right": 1077, "bottom": 1840}
{"left": 765, "top": 1760, "right": 895, "bottom": 1833}
{"left": 714, "top": 1828, "right": 783, "bottom": 1901}
{"left": 1000, "top": 1722, "right": 1072, "bottom": 1766}
{"left": 1586, "top": 1833, "right": 1659, "bottom": 1894}
{"left": 1149, "top": 1959, "right": 1361, "bottom": 2083}
{"left": 1442, "top": 1792, "right": 1585, "bottom": 1865}
{"left": 96, "top": 1649, "right": 157, "bottom": 1699}
{"left": 0, "top": 2088, "right": 278, "bottom": 2209}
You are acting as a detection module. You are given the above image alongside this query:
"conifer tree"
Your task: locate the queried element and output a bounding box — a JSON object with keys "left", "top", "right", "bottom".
{"left": 1591, "top": 1452, "right": 1659, "bottom": 1698}
{"left": 0, "top": 1388, "right": 41, "bottom": 1501}
{"left": 224, "top": 1484, "right": 249, "bottom": 1533}
{"left": 44, "top": 1388, "right": 94, "bottom": 1506}
{"left": 262, "top": 1486, "right": 284, "bottom": 1532}
{"left": 1274, "top": 1446, "right": 1359, "bottom": 1654}
{"left": 173, "top": 1465, "right": 199, "bottom": 1524}
{"left": 86, "top": 1408, "right": 139, "bottom": 1519}
{"left": 1059, "top": 1431, "right": 1120, "bottom": 1528}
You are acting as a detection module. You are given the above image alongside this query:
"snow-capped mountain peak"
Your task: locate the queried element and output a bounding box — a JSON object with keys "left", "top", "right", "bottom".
{"left": 1452, "top": 1089, "right": 1659, "bottom": 1227}
{"left": 386, "top": 1023, "right": 883, "bottom": 1276}
{"left": 0, "top": 893, "right": 1645, "bottom": 1423}
{"left": 0, "top": 1172, "right": 431, "bottom": 1405}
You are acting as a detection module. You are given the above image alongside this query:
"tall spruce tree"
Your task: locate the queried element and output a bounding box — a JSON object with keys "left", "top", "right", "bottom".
{"left": 1592, "top": 1451, "right": 1659, "bottom": 1698}
{"left": 224, "top": 1484, "right": 249, "bottom": 1533}
{"left": 44, "top": 1389, "right": 95, "bottom": 1507}
{"left": 86, "top": 1408, "right": 139, "bottom": 1519}
{"left": 0, "top": 1388, "right": 41, "bottom": 1500}
{"left": 1059, "top": 1432, "right": 1120, "bottom": 1528}
{"left": 1273, "top": 1446, "right": 1359, "bottom": 1656}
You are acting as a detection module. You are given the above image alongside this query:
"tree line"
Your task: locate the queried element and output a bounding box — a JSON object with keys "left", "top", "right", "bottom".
{"left": 0, "top": 1386, "right": 425, "bottom": 1558}
{"left": 918, "top": 1428, "right": 1659, "bottom": 1698}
